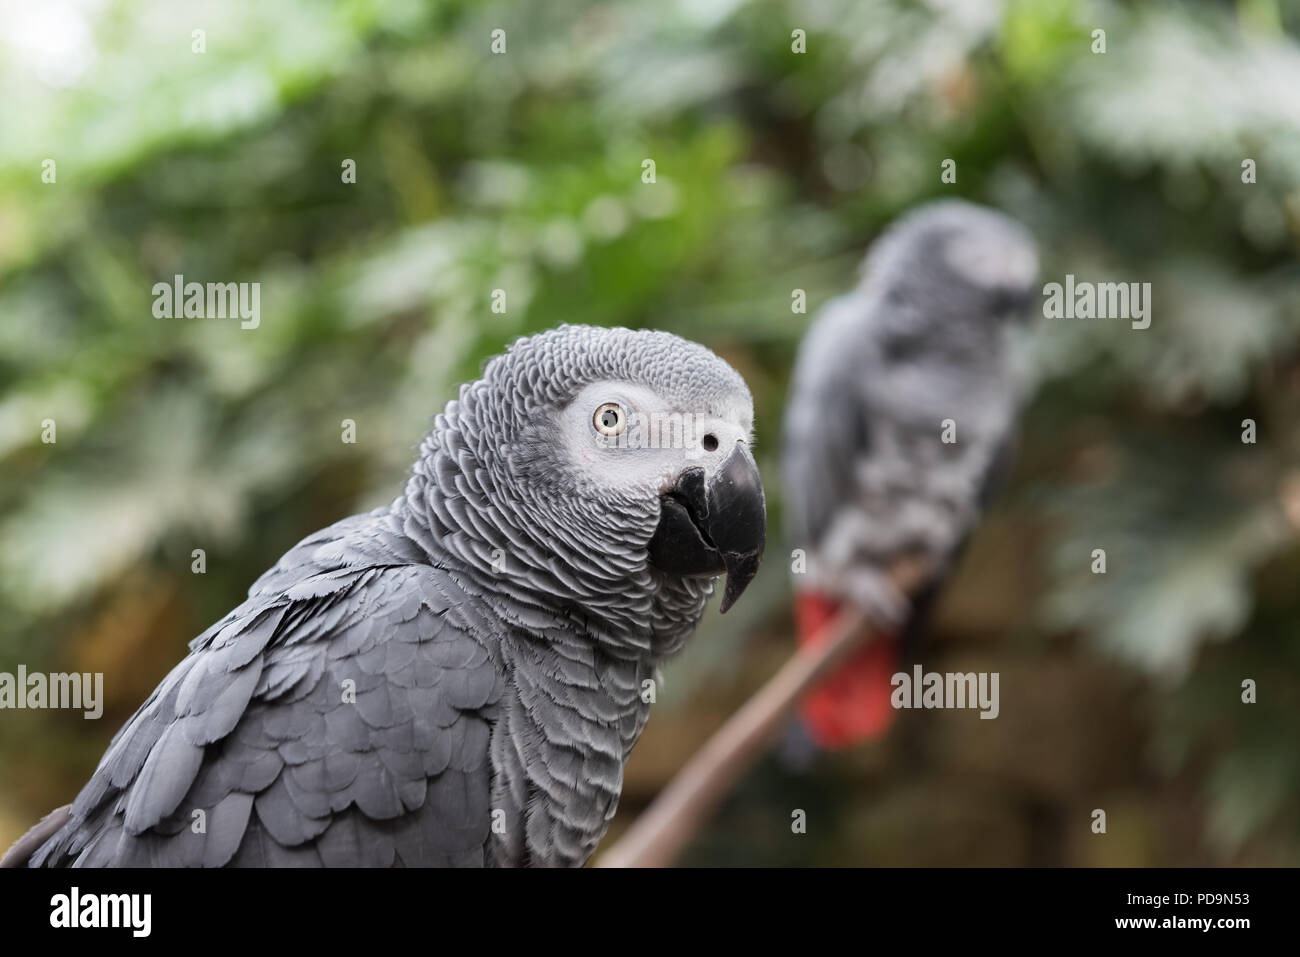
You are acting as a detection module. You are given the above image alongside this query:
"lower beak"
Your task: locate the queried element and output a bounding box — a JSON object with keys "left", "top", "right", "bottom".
{"left": 646, "top": 443, "right": 766, "bottom": 613}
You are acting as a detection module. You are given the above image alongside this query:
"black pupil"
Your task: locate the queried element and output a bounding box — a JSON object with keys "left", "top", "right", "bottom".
{"left": 602, "top": 409, "right": 619, "bottom": 428}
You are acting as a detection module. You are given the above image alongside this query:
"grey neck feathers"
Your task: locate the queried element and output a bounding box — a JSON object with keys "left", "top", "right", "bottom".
{"left": 396, "top": 391, "right": 712, "bottom": 663}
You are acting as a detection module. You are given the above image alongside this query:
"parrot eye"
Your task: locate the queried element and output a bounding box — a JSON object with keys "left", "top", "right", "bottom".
{"left": 593, "top": 402, "right": 629, "bottom": 436}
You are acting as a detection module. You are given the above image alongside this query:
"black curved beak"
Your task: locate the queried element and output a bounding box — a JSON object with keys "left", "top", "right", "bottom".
{"left": 647, "top": 443, "right": 766, "bottom": 613}
{"left": 994, "top": 284, "right": 1036, "bottom": 321}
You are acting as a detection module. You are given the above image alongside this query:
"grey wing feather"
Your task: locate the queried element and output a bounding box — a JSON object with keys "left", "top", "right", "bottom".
{"left": 782, "top": 292, "right": 876, "bottom": 547}
{"left": 20, "top": 516, "right": 502, "bottom": 868}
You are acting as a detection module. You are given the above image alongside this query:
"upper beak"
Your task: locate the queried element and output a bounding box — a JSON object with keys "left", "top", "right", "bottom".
{"left": 646, "top": 443, "right": 766, "bottom": 613}
{"left": 995, "top": 284, "right": 1036, "bottom": 320}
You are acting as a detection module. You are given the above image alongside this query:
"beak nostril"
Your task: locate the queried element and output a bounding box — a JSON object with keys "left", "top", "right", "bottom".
{"left": 702, "top": 433, "right": 719, "bottom": 452}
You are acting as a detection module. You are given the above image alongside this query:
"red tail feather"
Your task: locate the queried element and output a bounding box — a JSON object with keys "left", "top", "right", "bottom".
{"left": 795, "top": 591, "right": 899, "bottom": 748}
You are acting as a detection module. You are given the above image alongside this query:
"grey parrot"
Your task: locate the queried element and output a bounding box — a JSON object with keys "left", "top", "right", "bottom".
{"left": 3, "top": 324, "right": 765, "bottom": 867}
{"left": 783, "top": 200, "right": 1038, "bottom": 746}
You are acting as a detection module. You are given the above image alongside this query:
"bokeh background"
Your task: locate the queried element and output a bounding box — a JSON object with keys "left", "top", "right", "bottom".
{"left": 2, "top": 0, "right": 1299, "bottom": 865}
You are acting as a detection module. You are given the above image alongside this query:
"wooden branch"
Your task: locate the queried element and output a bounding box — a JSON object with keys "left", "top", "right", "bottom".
{"left": 596, "top": 558, "right": 930, "bottom": 869}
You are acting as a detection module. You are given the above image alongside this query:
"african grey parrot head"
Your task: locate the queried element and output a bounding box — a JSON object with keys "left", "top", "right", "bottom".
{"left": 859, "top": 199, "right": 1040, "bottom": 341}
{"left": 410, "top": 324, "right": 765, "bottom": 650}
